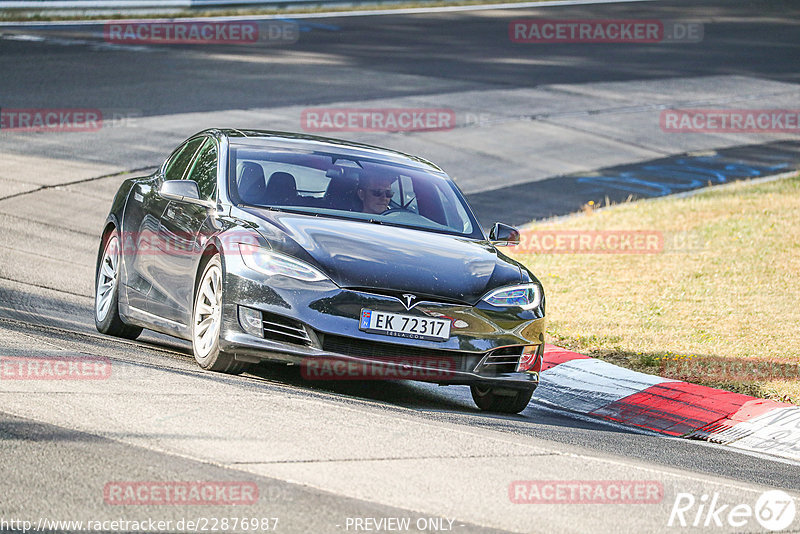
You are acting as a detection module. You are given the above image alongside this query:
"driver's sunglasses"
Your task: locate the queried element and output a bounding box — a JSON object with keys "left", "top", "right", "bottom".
{"left": 368, "top": 189, "right": 394, "bottom": 198}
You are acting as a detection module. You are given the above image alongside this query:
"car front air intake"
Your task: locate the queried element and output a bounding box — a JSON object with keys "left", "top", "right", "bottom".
{"left": 262, "top": 311, "right": 313, "bottom": 346}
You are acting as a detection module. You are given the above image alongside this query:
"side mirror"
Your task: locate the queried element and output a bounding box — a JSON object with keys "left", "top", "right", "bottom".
{"left": 160, "top": 180, "right": 201, "bottom": 201}
{"left": 489, "top": 222, "right": 520, "bottom": 246}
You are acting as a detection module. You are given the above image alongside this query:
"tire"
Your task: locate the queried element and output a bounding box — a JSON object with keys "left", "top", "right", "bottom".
{"left": 95, "top": 229, "right": 143, "bottom": 340}
{"left": 191, "top": 254, "right": 249, "bottom": 374}
{"left": 470, "top": 385, "right": 534, "bottom": 414}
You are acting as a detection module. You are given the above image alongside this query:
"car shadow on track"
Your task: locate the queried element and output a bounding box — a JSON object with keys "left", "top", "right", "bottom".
{"left": 244, "top": 361, "right": 640, "bottom": 435}
{"left": 246, "top": 360, "right": 483, "bottom": 412}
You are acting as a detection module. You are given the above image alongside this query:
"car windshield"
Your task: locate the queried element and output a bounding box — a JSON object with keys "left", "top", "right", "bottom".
{"left": 228, "top": 142, "right": 483, "bottom": 239}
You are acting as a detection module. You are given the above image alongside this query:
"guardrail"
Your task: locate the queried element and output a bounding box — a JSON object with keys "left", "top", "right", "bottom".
{"left": 0, "top": 0, "right": 319, "bottom": 9}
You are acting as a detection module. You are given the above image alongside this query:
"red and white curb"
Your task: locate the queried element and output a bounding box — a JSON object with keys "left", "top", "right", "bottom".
{"left": 537, "top": 345, "right": 799, "bottom": 462}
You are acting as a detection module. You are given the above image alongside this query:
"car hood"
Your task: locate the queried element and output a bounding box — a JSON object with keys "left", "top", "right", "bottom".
{"left": 245, "top": 210, "right": 522, "bottom": 304}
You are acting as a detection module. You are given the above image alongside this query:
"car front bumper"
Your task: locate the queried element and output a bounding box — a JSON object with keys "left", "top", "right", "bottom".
{"left": 218, "top": 258, "right": 545, "bottom": 389}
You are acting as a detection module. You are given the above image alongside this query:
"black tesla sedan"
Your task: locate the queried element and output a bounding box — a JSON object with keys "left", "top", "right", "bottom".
{"left": 95, "top": 129, "right": 545, "bottom": 413}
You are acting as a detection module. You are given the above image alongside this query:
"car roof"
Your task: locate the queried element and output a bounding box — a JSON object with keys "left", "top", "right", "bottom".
{"left": 205, "top": 128, "right": 445, "bottom": 174}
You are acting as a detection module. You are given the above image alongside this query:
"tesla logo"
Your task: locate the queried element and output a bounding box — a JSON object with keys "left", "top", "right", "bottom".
{"left": 401, "top": 293, "right": 417, "bottom": 310}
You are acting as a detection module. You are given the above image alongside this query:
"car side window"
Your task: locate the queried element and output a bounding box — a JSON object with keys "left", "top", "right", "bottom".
{"left": 186, "top": 139, "right": 218, "bottom": 201}
{"left": 163, "top": 138, "right": 204, "bottom": 181}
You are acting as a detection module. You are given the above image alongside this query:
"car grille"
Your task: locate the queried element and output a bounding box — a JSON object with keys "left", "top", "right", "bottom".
{"left": 261, "top": 311, "right": 313, "bottom": 346}
{"left": 259, "top": 322, "right": 523, "bottom": 376}
{"left": 321, "top": 334, "right": 474, "bottom": 366}
{"left": 473, "top": 346, "right": 523, "bottom": 375}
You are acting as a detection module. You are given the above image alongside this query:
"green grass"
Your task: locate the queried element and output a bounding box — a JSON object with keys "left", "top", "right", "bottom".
{"left": 510, "top": 174, "right": 800, "bottom": 404}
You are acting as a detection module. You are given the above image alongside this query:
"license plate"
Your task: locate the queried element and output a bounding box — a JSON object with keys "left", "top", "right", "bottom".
{"left": 359, "top": 309, "right": 451, "bottom": 342}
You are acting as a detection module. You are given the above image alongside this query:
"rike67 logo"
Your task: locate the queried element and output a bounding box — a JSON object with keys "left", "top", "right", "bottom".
{"left": 668, "top": 490, "right": 796, "bottom": 531}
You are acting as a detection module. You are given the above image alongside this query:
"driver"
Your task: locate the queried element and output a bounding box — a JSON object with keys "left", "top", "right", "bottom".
{"left": 357, "top": 175, "right": 396, "bottom": 214}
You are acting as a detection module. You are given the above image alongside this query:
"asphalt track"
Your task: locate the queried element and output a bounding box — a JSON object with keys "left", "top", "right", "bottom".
{"left": 1, "top": 0, "right": 799, "bottom": 532}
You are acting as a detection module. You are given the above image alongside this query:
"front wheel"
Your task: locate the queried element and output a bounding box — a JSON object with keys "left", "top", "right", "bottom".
{"left": 191, "top": 255, "right": 248, "bottom": 375}
{"left": 470, "top": 385, "right": 534, "bottom": 414}
{"left": 95, "top": 229, "right": 142, "bottom": 340}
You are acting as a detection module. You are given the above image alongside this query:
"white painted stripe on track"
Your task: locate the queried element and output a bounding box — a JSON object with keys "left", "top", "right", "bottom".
{"left": 669, "top": 433, "right": 800, "bottom": 468}
{"left": 0, "top": 0, "right": 655, "bottom": 26}
{"left": 0, "top": 31, "right": 154, "bottom": 50}
{"left": 711, "top": 406, "right": 800, "bottom": 462}
{"left": 536, "top": 357, "right": 674, "bottom": 414}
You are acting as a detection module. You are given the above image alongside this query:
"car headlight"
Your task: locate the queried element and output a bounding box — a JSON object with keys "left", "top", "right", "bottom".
{"left": 238, "top": 244, "right": 330, "bottom": 282}
{"left": 482, "top": 283, "right": 542, "bottom": 310}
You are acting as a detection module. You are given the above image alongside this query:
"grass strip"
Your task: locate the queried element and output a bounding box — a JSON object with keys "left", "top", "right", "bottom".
{"left": 511, "top": 174, "right": 800, "bottom": 404}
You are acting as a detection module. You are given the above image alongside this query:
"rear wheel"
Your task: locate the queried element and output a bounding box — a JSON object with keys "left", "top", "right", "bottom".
{"left": 191, "top": 254, "right": 248, "bottom": 374}
{"left": 470, "top": 385, "right": 534, "bottom": 414}
{"left": 95, "top": 229, "right": 142, "bottom": 340}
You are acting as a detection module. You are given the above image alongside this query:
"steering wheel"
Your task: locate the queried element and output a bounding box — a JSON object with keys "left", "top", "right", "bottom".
{"left": 380, "top": 207, "right": 412, "bottom": 216}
